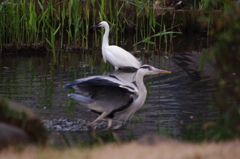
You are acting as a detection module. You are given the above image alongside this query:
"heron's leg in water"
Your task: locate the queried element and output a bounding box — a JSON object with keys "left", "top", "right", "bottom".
{"left": 112, "top": 122, "right": 124, "bottom": 130}
{"left": 86, "top": 112, "right": 108, "bottom": 128}
{"left": 108, "top": 118, "right": 113, "bottom": 128}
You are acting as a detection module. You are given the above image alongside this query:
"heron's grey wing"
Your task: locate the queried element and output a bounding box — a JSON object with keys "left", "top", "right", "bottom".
{"left": 108, "top": 70, "right": 136, "bottom": 83}
{"left": 67, "top": 93, "right": 93, "bottom": 103}
{"left": 89, "top": 85, "right": 135, "bottom": 112}
{"left": 63, "top": 76, "right": 138, "bottom": 95}
{"left": 63, "top": 76, "right": 137, "bottom": 114}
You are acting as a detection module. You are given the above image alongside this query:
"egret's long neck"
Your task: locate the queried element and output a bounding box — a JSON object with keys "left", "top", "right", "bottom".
{"left": 102, "top": 26, "right": 109, "bottom": 47}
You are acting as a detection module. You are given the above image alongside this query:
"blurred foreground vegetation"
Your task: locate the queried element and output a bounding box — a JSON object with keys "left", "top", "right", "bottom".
{"left": 182, "top": 1, "right": 240, "bottom": 141}
{"left": 207, "top": 2, "right": 240, "bottom": 140}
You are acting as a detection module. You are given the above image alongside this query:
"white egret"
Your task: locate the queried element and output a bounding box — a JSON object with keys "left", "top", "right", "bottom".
{"left": 91, "top": 21, "right": 141, "bottom": 69}
{"left": 63, "top": 65, "right": 171, "bottom": 129}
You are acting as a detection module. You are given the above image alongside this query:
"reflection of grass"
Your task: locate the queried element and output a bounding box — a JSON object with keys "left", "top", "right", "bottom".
{"left": 180, "top": 121, "right": 205, "bottom": 142}
{"left": 65, "top": 98, "right": 77, "bottom": 117}
{"left": 157, "top": 119, "right": 174, "bottom": 138}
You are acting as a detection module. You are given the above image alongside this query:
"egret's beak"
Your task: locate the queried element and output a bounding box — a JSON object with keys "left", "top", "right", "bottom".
{"left": 90, "top": 24, "right": 100, "bottom": 29}
{"left": 153, "top": 68, "right": 171, "bottom": 74}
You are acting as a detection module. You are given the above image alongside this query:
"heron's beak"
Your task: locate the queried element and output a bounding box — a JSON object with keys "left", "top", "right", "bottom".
{"left": 154, "top": 68, "right": 171, "bottom": 74}
{"left": 159, "top": 69, "right": 171, "bottom": 74}
{"left": 90, "top": 24, "right": 100, "bottom": 29}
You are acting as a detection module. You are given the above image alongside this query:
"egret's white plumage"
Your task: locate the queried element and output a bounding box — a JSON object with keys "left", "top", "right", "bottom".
{"left": 91, "top": 21, "right": 141, "bottom": 69}
{"left": 63, "top": 65, "right": 171, "bottom": 129}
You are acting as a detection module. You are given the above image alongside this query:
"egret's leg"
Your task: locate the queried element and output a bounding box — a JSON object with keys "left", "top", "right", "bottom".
{"left": 108, "top": 118, "right": 113, "bottom": 128}
{"left": 87, "top": 112, "right": 108, "bottom": 128}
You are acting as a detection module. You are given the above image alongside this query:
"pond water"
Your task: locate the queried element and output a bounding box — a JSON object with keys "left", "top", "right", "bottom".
{"left": 0, "top": 33, "right": 218, "bottom": 146}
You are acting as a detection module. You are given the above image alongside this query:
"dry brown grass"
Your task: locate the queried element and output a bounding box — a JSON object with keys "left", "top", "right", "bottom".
{"left": 1, "top": 139, "right": 240, "bottom": 159}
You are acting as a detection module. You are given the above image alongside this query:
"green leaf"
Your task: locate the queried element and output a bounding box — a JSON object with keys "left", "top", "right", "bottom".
{"left": 38, "top": 1, "right": 44, "bottom": 10}
{"left": 54, "top": 24, "right": 61, "bottom": 35}
{"left": 152, "top": 31, "right": 180, "bottom": 37}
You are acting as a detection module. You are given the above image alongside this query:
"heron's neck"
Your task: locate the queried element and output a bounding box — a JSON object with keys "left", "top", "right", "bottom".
{"left": 118, "top": 72, "right": 147, "bottom": 122}
{"left": 102, "top": 26, "right": 109, "bottom": 47}
{"left": 135, "top": 73, "right": 147, "bottom": 106}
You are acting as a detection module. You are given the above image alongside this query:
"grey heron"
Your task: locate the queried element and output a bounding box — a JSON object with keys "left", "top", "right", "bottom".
{"left": 63, "top": 65, "right": 171, "bottom": 129}
{"left": 90, "top": 21, "right": 141, "bottom": 69}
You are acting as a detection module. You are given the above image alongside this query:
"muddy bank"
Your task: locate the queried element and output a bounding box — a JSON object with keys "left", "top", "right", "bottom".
{"left": 1, "top": 45, "right": 48, "bottom": 56}
{"left": 1, "top": 44, "right": 96, "bottom": 56}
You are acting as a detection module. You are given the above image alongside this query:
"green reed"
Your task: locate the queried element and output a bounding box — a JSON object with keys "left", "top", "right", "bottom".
{"left": 72, "top": 0, "right": 82, "bottom": 46}
{"left": 60, "top": 1, "right": 66, "bottom": 48}
{"left": 0, "top": 0, "right": 206, "bottom": 57}
{"left": 83, "top": 1, "right": 89, "bottom": 48}
{"left": 135, "top": 26, "right": 180, "bottom": 45}
{"left": 46, "top": 23, "right": 61, "bottom": 63}
{"left": 98, "top": 0, "right": 106, "bottom": 21}
{"left": 67, "top": 0, "right": 73, "bottom": 44}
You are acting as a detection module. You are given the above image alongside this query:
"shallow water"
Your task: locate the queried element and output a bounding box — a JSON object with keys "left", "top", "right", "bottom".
{"left": 0, "top": 33, "right": 217, "bottom": 146}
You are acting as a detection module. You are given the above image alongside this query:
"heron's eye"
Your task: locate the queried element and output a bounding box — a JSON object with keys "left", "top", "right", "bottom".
{"left": 148, "top": 67, "right": 152, "bottom": 70}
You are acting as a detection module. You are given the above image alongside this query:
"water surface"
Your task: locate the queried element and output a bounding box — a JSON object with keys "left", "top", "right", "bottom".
{"left": 0, "top": 33, "right": 217, "bottom": 146}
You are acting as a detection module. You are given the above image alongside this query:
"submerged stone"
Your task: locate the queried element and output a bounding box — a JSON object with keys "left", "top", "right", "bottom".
{"left": 43, "top": 118, "right": 108, "bottom": 132}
